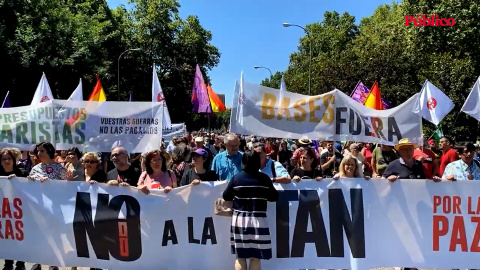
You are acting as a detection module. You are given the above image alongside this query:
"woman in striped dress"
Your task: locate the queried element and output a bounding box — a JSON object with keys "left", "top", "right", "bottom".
{"left": 223, "top": 150, "right": 278, "bottom": 270}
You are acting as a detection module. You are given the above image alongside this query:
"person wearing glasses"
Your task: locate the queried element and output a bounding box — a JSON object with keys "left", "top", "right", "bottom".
{"left": 82, "top": 152, "right": 107, "bottom": 183}
{"left": 290, "top": 148, "right": 322, "bottom": 181}
{"left": 107, "top": 147, "right": 141, "bottom": 187}
{"left": 442, "top": 143, "right": 480, "bottom": 181}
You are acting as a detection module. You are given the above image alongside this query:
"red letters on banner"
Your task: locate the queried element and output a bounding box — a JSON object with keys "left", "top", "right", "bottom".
{"left": 432, "top": 195, "right": 480, "bottom": 252}
{"left": 0, "top": 197, "right": 24, "bottom": 241}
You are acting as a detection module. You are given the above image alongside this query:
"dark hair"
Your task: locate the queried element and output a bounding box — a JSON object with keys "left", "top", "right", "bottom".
{"left": 34, "top": 142, "right": 55, "bottom": 159}
{"left": 253, "top": 142, "right": 266, "bottom": 153}
{"left": 0, "top": 148, "right": 19, "bottom": 172}
{"left": 144, "top": 150, "right": 167, "bottom": 174}
{"left": 241, "top": 150, "right": 261, "bottom": 174}
{"left": 441, "top": 136, "right": 454, "bottom": 146}
{"left": 459, "top": 143, "right": 476, "bottom": 154}
{"left": 67, "top": 147, "right": 82, "bottom": 159}
{"left": 192, "top": 151, "right": 211, "bottom": 170}
{"left": 299, "top": 148, "right": 318, "bottom": 169}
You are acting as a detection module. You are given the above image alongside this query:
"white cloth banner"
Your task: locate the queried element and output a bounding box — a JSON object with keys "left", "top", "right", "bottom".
{"left": 461, "top": 77, "right": 480, "bottom": 121}
{"left": 2, "top": 178, "right": 480, "bottom": 269}
{"left": 230, "top": 81, "right": 422, "bottom": 145}
{"left": 0, "top": 100, "right": 163, "bottom": 152}
{"left": 162, "top": 123, "right": 185, "bottom": 141}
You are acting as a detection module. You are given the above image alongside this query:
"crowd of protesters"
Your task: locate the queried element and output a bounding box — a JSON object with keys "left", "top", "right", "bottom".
{"left": 2, "top": 131, "right": 480, "bottom": 270}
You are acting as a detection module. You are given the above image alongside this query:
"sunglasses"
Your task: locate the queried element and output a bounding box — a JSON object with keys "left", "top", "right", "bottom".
{"left": 110, "top": 153, "right": 125, "bottom": 159}
{"left": 83, "top": 159, "right": 98, "bottom": 164}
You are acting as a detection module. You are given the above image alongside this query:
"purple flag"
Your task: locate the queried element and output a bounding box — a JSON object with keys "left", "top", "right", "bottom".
{"left": 350, "top": 81, "right": 370, "bottom": 104}
{"left": 350, "top": 81, "right": 391, "bottom": 109}
{"left": 1, "top": 91, "right": 11, "bottom": 108}
{"left": 191, "top": 64, "right": 212, "bottom": 114}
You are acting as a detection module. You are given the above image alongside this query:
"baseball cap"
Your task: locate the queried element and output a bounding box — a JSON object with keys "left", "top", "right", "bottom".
{"left": 192, "top": 148, "right": 208, "bottom": 157}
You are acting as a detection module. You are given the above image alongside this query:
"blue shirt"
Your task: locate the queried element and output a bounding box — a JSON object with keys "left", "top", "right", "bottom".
{"left": 211, "top": 151, "right": 243, "bottom": 181}
{"left": 260, "top": 158, "right": 290, "bottom": 178}
{"left": 442, "top": 159, "right": 480, "bottom": 180}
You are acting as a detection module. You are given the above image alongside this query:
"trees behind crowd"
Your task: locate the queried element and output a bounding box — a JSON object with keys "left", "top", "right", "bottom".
{"left": 0, "top": 0, "right": 220, "bottom": 128}
{"left": 261, "top": 0, "right": 480, "bottom": 143}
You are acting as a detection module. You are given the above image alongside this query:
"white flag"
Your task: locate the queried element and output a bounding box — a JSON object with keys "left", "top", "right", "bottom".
{"left": 417, "top": 80, "right": 454, "bottom": 125}
{"left": 67, "top": 79, "right": 83, "bottom": 101}
{"left": 31, "top": 72, "right": 54, "bottom": 105}
{"left": 152, "top": 64, "right": 172, "bottom": 127}
{"left": 280, "top": 75, "right": 287, "bottom": 101}
{"left": 461, "top": 77, "right": 480, "bottom": 121}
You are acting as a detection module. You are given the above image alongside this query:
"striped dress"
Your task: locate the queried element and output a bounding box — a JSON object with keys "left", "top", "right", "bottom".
{"left": 222, "top": 171, "right": 279, "bottom": 259}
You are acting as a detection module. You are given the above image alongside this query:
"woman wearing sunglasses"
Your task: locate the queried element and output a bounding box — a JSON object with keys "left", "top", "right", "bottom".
{"left": 82, "top": 152, "right": 107, "bottom": 183}
{"left": 289, "top": 148, "right": 323, "bottom": 182}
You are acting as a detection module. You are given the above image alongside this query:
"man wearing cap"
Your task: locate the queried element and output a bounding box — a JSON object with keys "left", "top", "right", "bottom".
{"left": 292, "top": 136, "right": 320, "bottom": 165}
{"left": 442, "top": 143, "right": 480, "bottom": 181}
{"left": 253, "top": 143, "right": 291, "bottom": 183}
{"left": 195, "top": 136, "right": 214, "bottom": 163}
{"left": 383, "top": 139, "right": 427, "bottom": 181}
{"left": 211, "top": 133, "right": 243, "bottom": 181}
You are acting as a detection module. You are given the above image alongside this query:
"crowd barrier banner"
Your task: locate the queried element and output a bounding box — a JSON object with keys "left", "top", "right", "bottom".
{"left": 1, "top": 177, "right": 480, "bottom": 269}
{"left": 0, "top": 100, "right": 164, "bottom": 152}
{"left": 230, "top": 81, "right": 422, "bottom": 145}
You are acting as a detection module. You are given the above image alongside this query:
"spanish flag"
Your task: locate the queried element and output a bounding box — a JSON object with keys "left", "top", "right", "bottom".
{"left": 207, "top": 84, "right": 226, "bottom": 112}
{"left": 66, "top": 75, "right": 106, "bottom": 126}
{"left": 364, "top": 81, "right": 383, "bottom": 110}
{"left": 88, "top": 75, "right": 107, "bottom": 102}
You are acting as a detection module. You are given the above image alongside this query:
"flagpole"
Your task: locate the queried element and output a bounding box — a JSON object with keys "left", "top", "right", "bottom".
{"left": 363, "top": 81, "right": 376, "bottom": 105}
{"left": 350, "top": 81, "right": 360, "bottom": 97}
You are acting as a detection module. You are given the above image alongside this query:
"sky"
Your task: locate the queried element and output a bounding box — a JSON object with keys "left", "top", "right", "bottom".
{"left": 107, "top": 0, "right": 395, "bottom": 107}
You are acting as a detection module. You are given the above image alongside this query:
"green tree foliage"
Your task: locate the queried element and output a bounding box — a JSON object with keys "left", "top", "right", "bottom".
{"left": 260, "top": 2, "right": 480, "bottom": 143}
{"left": 0, "top": 0, "right": 220, "bottom": 128}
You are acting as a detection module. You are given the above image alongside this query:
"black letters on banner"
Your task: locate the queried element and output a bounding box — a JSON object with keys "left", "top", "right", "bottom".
{"left": 162, "top": 220, "right": 178, "bottom": 246}
{"left": 291, "top": 190, "right": 330, "bottom": 257}
{"left": 329, "top": 189, "right": 365, "bottom": 258}
{"left": 201, "top": 217, "right": 217, "bottom": 245}
{"left": 335, "top": 107, "right": 348, "bottom": 135}
{"left": 73, "top": 192, "right": 142, "bottom": 261}
{"left": 276, "top": 189, "right": 365, "bottom": 258}
{"left": 188, "top": 217, "right": 201, "bottom": 244}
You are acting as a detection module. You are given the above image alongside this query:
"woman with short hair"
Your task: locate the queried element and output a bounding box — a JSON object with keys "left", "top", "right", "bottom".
{"left": 180, "top": 148, "right": 218, "bottom": 186}
{"left": 82, "top": 152, "right": 107, "bottom": 183}
{"left": 28, "top": 142, "right": 71, "bottom": 181}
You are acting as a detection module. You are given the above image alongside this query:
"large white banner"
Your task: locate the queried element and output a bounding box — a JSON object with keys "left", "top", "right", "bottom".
{"left": 0, "top": 100, "right": 163, "bottom": 153}
{"left": 2, "top": 178, "right": 480, "bottom": 269}
{"left": 230, "top": 81, "right": 422, "bottom": 145}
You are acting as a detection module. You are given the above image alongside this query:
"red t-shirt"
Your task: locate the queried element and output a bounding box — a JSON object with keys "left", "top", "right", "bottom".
{"left": 413, "top": 148, "right": 435, "bottom": 179}
{"left": 439, "top": 148, "right": 459, "bottom": 176}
